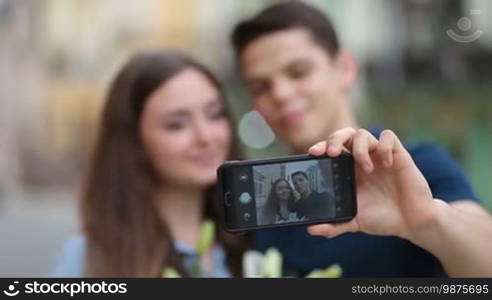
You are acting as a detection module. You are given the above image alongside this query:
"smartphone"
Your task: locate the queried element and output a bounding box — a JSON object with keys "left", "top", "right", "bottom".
{"left": 217, "top": 153, "right": 357, "bottom": 233}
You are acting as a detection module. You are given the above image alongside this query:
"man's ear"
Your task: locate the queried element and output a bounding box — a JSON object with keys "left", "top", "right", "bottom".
{"left": 334, "top": 50, "right": 358, "bottom": 91}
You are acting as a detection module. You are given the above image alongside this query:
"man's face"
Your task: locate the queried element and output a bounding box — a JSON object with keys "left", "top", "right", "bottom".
{"left": 240, "top": 28, "right": 349, "bottom": 151}
{"left": 292, "top": 174, "right": 310, "bottom": 197}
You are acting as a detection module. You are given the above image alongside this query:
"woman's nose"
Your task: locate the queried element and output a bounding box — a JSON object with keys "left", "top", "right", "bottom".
{"left": 194, "top": 120, "right": 213, "bottom": 145}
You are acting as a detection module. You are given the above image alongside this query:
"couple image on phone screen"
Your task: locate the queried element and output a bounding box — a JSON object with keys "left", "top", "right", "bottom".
{"left": 260, "top": 166, "right": 335, "bottom": 225}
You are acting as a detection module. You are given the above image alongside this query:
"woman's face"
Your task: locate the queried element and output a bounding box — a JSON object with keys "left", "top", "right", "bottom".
{"left": 140, "top": 68, "right": 232, "bottom": 189}
{"left": 275, "top": 180, "right": 292, "bottom": 201}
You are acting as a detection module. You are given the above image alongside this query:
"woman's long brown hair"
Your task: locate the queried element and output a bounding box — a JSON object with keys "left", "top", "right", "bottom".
{"left": 81, "top": 50, "right": 248, "bottom": 277}
{"left": 262, "top": 178, "right": 296, "bottom": 224}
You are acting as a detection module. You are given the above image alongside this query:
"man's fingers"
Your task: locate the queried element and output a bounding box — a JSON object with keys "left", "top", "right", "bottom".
{"left": 352, "top": 129, "right": 378, "bottom": 173}
{"left": 308, "top": 141, "right": 327, "bottom": 156}
{"left": 307, "top": 219, "right": 359, "bottom": 238}
{"left": 325, "top": 127, "right": 357, "bottom": 156}
{"left": 377, "top": 129, "right": 411, "bottom": 169}
{"left": 309, "top": 127, "right": 407, "bottom": 172}
{"left": 309, "top": 128, "right": 380, "bottom": 173}
{"left": 308, "top": 127, "right": 357, "bottom": 157}
{"left": 377, "top": 129, "right": 396, "bottom": 167}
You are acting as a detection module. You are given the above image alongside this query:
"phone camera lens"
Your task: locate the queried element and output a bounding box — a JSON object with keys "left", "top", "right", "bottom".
{"left": 239, "top": 192, "right": 252, "bottom": 205}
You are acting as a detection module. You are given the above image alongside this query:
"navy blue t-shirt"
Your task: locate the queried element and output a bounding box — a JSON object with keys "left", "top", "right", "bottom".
{"left": 253, "top": 130, "right": 479, "bottom": 277}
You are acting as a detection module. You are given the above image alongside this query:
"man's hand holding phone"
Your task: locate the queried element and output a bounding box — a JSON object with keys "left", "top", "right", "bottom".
{"left": 307, "top": 128, "right": 440, "bottom": 243}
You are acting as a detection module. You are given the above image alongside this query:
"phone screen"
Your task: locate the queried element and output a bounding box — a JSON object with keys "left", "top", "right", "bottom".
{"left": 219, "top": 154, "right": 356, "bottom": 231}
{"left": 253, "top": 158, "right": 336, "bottom": 225}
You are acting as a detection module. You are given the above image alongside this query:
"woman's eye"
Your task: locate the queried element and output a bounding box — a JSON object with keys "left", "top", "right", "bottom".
{"left": 163, "top": 121, "right": 185, "bottom": 131}
{"left": 289, "top": 69, "right": 306, "bottom": 79}
{"left": 207, "top": 105, "right": 226, "bottom": 120}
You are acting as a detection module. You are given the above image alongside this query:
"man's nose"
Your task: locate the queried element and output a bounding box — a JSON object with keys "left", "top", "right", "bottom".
{"left": 270, "top": 78, "right": 295, "bottom": 104}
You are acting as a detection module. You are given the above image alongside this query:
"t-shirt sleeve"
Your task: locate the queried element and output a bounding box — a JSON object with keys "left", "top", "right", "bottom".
{"left": 408, "top": 143, "right": 479, "bottom": 203}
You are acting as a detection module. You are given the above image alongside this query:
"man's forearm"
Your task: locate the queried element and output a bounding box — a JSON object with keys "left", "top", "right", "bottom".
{"left": 410, "top": 199, "right": 492, "bottom": 277}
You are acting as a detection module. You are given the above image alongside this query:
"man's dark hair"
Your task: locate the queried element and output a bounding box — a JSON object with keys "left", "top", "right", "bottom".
{"left": 291, "top": 171, "right": 309, "bottom": 181}
{"left": 231, "top": 1, "right": 340, "bottom": 58}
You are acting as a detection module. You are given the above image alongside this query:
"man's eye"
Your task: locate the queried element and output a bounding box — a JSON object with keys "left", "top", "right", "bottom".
{"left": 287, "top": 63, "right": 312, "bottom": 80}
{"left": 249, "top": 82, "right": 269, "bottom": 96}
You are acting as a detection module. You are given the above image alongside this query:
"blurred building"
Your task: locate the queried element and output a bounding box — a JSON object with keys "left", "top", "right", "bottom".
{"left": 253, "top": 164, "right": 284, "bottom": 207}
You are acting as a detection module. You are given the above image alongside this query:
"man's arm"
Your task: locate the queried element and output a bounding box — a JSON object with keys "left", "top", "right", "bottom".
{"left": 307, "top": 128, "right": 492, "bottom": 277}
{"left": 411, "top": 199, "right": 492, "bottom": 277}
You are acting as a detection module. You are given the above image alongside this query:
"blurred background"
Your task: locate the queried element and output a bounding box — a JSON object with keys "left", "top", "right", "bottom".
{"left": 0, "top": 0, "right": 491, "bottom": 276}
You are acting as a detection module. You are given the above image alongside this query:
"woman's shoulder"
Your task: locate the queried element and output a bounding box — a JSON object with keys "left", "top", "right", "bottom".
{"left": 58, "top": 235, "right": 87, "bottom": 257}
{"left": 50, "top": 235, "right": 87, "bottom": 277}
{"left": 63, "top": 235, "right": 86, "bottom": 248}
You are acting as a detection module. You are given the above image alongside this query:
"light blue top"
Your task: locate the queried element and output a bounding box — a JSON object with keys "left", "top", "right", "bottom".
{"left": 51, "top": 236, "right": 231, "bottom": 277}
